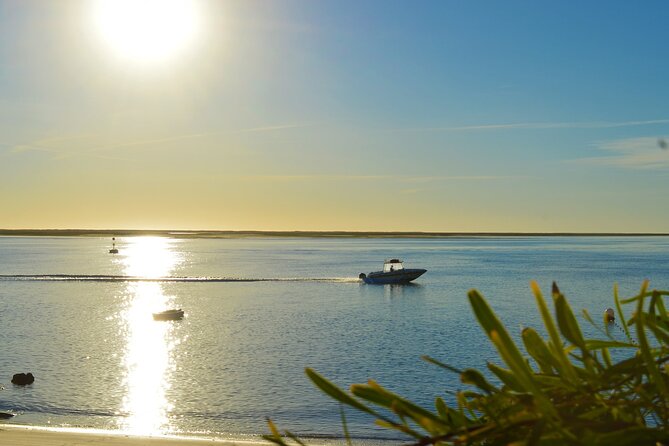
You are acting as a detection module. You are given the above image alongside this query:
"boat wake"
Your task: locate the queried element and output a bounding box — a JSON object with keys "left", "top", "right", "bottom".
{"left": 0, "top": 274, "right": 361, "bottom": 283}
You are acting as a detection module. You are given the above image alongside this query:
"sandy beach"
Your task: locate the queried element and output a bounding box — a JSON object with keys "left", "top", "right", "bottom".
{"left": 0, "top": 425, "right": 266, "bottom": 446}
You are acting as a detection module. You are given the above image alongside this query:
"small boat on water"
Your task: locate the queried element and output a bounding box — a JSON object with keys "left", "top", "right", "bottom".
{"left": 109, "top": 237, "right": 119, "bottom": 254}
{"left": 359, "top": 259, "right": 427, "bottom": 284}
{"left": 152, "top": 309, "right": 185, "bottom": 321}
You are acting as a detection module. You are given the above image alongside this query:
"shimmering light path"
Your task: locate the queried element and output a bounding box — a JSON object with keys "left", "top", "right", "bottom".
{"left": 118, "top": 237, "right": 181, "bottom": 435}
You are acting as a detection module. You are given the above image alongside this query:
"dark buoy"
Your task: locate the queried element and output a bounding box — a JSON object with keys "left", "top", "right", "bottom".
{"left": 11, "top": 372, "right": 34, "bottom": 385}
{"left": 604, "top": 308, "right": 615, "bottom": 323}
{"left": 109, "top": 237, "right": 119, "bottom": 254}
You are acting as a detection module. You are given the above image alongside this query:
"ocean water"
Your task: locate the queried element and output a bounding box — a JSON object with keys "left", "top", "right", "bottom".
{"left": 0, "top": 235, "right": 668, "bottom": 441}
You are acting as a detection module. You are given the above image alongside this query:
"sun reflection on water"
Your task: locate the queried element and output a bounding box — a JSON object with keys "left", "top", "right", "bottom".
{"left": 117, "top": 237, "right": 182, "bottom": 435}
{"left": 121, "top": 236, "right": 181, "bottom": 278}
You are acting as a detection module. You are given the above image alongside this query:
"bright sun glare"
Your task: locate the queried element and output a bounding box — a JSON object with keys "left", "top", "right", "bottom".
{"left": 92, "top": 0, "right": 200, "bottom": 64}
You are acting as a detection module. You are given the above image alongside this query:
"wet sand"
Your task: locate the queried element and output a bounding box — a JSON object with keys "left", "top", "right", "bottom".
{"left": 0, "top": 425, "right": 266, "bottom": 446}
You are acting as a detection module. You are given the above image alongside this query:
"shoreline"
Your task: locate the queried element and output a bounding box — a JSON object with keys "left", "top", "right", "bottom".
{"left": 0, "top": 424, "right": 381, "bottom": 446}
{"left": 1, "top": 229, "right": 668, "bottom": 238}
{"left": 0, "top": 424, "right": 266, "bottom": 445}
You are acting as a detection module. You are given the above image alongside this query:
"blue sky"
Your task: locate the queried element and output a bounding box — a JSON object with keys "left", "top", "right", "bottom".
{"left": 1, "top": 0, "right": 668, "bottom": 231}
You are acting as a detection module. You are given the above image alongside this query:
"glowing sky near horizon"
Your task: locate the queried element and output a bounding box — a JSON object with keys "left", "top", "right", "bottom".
{"left": 1, "top": 0, "right": 668, "bottom": 232}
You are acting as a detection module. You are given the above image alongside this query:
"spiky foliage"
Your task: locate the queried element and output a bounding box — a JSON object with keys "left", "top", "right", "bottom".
{"left": 266, "top": 281, "right": 669, "bottom": 445}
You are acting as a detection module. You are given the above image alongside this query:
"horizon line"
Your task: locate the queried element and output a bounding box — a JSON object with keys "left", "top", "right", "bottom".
{"left": 1, "top": 229, "right": 668, "bottom": 238}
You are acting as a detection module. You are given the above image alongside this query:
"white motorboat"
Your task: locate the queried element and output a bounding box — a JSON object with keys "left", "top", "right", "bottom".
{"left": 359, "top": 259, "right": 426, "bottom": 284}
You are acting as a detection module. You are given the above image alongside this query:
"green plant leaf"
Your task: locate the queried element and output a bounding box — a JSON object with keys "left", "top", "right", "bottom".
{"left": 373, "top": 419, "right": 423, "bottom": 439}
{"left": 284, "top": 430, "right": 308, "bottom": 446}
{"left": 435, "top": 397, "right": 472, "bottom": 427}
{"left": 391, "top": 399, "right": 450, "bottom": 434}
{"left": 645, "top": 316, "right": 669, "bottom": 345}
{"left": 583, "top": 339, "right": 636, "bottom": 349}
{"left": 350, "top": 382, "right": 396, "bottom": 409}
{"left": 531, "top": 281, "right": 579, "bottom": 384}
{"left": 352, "top": 381, "right": 447, "bottom": 432}
{"left": 635, "top": 291, "right": 669, "bottom": 399}
{"left": 601, "top": 347, "right": 612, "bottom": 368}
{"left": 263, "top": 419, "right": 290, "bottom": 446}
{"left": 435, "top": 397, "right": 448, "bottom": 420}
{"left": 589, "top": 426, "right": 669, "bottom": 446}
{"left": 614, "top": 283, "right": 633, "bottom": 342}
{"left": 554, "top": 293, "right": 586, "bottom": 350}
{"left": 421, "top": 355, "right": 463, "bottom": 374}
{"left": 461, "top": 368, "right": 498, "bottom": 394}
{"left": 339, "top": 405, "right": 352, "bottom": 446}
{"left": 522, "top": 327, "right": 558, "bottom": 374}
{"left": 487, "top": 363, "right": 525, "bottom": 392}
{"left": 468, "top": 290, "right": 538, "bottom": 389}
{"left": 305, "top": 368, "right": 380, "bottom": 418}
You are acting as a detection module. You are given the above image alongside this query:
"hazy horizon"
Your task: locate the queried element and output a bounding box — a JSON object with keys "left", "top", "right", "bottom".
{"left": 2, "top": 228, "right": 669, "bottom": 238}
{"left": 2, "top": 1, "right": 669, "bottom": 232}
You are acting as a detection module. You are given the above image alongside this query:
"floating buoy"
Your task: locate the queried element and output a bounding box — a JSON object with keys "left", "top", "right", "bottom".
{"left": 604, "top": 308, "right": 615, "bottom": 323}
{"left": 109, "top": 237, "right": 119, "bottom": 254}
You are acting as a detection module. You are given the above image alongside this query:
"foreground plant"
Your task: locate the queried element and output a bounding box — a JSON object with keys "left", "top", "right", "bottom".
{"left": 266, "top": 281, "right": 669, "bottom": 445}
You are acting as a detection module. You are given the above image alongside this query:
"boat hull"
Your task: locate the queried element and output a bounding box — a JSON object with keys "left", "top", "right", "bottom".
{"left": 153, "top": 309, "right": 184, "bottom": 321}
{"left": 361, "top": 268, "right": 426, "bottom": 284}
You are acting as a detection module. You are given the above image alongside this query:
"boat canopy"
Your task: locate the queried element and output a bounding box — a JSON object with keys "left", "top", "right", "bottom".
{"left": 383, "top": 259, "right": 404, "bottom": 272}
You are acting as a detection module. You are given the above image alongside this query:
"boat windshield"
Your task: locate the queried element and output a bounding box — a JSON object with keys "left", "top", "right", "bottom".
{"left": 383, "top": 259, "right": 404, "bottom": 272}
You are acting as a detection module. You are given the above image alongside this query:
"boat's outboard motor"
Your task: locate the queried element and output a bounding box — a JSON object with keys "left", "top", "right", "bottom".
{"left": 358, "top": 273, "right": 366, "bottom": 280}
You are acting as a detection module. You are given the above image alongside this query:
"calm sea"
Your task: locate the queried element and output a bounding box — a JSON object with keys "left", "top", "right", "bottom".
{"left": 1, "top": 236, "right": 668, "bottom": 441}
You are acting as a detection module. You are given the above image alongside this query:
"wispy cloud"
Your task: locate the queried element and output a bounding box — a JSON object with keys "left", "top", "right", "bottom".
{"left": 573, "top": 137, "right": 669, "bottom": 169}
{"left": 5, "top": 135, "right": 132, "bottom": 161}
{"left": 84, "top": 124, "right": 310, "bottom": 154}
{"left": 238, "top": 174, "right": 390, "bottom": 182}
{"left": 400, "top": 175, "right": 530, "bottom": 182}
{"left": 4, "top": 124, "right": 311, "bottom": 161}
{"left": 394, "top": 119, "right": 669, "bottom": 132}
{"left": 235, "top": 174, "right": 529, "bottom": 182}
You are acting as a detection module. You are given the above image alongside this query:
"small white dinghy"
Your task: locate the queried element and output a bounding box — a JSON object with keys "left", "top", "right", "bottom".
{"left": 152, "top": 309, "right": 184, "bottom": 321}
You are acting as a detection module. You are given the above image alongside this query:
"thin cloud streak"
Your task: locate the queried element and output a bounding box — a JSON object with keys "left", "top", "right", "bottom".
{"left": 235, "top": 174, "right": 529, "bottom": 182}
{"left": 571, "top": 136, "right": 669, "bottom": 170}
{"left": 2, "top": 134, "right": 97, "bottom": 157}
{"left": 85, "top": 124, "right": 311, "bottom": 154}
{"left": 12, "top": 143, "right": 132, "bottom": 162}
{"left": 394, "top": 119, "right": 669, "bottom": 132}
{"left": 4, "top": 124, "right": 312, "bottom": 160}
{"left": 79, "top": 123, "right": 312, "bottom": 155}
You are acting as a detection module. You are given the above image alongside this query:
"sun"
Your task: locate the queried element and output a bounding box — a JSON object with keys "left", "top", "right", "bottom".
{"left": 92, "top": 0, "right": 201, "bottom": 64}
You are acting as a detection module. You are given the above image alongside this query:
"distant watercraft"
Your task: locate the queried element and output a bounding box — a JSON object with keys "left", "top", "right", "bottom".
{"left": 109, "top": 237, "right": 118, "bottom": 254}
{"left": 359, "top": 259, "right": 426, "bottom": 284}
{"left": 153, "top": 309, "right": 184, "bottom": 321}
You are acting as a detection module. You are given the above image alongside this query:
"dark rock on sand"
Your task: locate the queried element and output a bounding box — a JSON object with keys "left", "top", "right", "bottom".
{"left": 11, "top": 373, "right": 34, "bottom": 385}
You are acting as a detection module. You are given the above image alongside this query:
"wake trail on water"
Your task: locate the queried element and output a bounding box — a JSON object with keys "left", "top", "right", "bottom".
{"left": 0, "top": 274, "right": 361, "bottom": 283}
